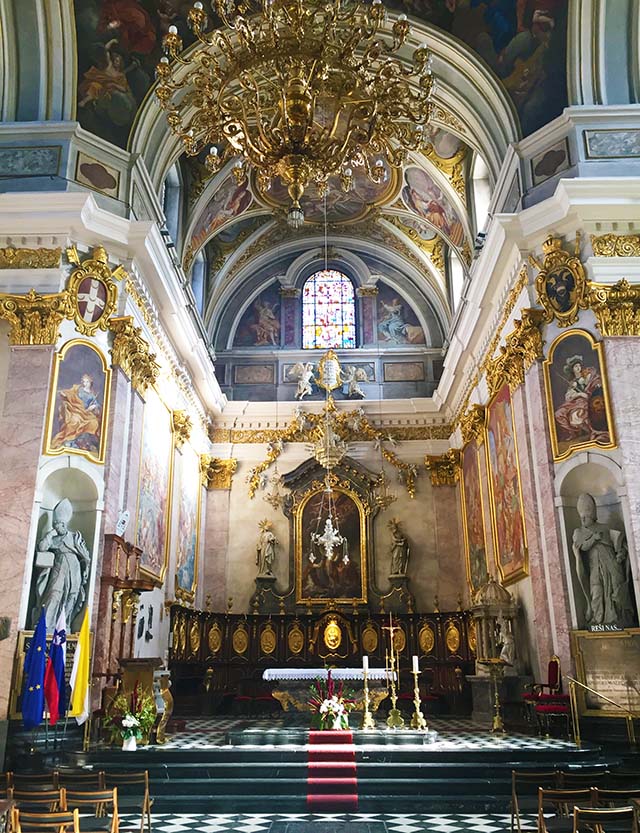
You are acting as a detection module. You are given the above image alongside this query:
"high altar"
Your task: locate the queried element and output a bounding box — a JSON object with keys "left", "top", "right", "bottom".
{"left": 262, "top": 668, "right": 390, "bottom": 712}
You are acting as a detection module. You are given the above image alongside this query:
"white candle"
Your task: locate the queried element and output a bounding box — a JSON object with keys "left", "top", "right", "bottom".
{"left": 412, "top": 655, "right": 419, "bottom": 674}
{"left": 362, "top": 655, "right": 369, "bottom": 672}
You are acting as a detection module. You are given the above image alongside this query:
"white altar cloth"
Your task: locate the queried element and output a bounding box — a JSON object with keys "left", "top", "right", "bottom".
{"left": 262, "top": 667, "right": 391, "bottom": 682}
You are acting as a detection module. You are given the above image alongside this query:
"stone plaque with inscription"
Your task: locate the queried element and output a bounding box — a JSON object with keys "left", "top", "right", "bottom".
{"left": 571, "top": 628, "right": 640, "bottom": 715}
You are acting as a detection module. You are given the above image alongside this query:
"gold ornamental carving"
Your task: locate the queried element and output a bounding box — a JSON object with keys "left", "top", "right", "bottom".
{"left": 66, "top": 245, "right": 123, "bottom": 336}
{"left": 589, "top": 279, "right": 640, "bottom": 336}
{"left": 200, "top": 455, "right": 238, "bottom": 490}
{"left": 189, "top": 620, "right": 201, "bottom": 656}
{"left": 109, "top": 316, "right": 160, "bottom": 394}
{"left": 458, "top": 405, "right": 486, "bottom": 445}
{"left": 418, "top": 623, "right": 435, "bottom": 655}
{"left": 590, "top": 233, "right": 640, "bottom": 257}
{"left": 356, "top": 285, "right": 379, "bottom": 298}
{"left": 172, "top": 410, "right": 193, "bottom": 447}
{"left": 425, "top": 449, "right": 461, "bottom": 486}
{"left": 467, "top": 619, "right": 477, "bottom": 655}
{"left": 0, "top": 289, "right": 72, "bottom": 345}
{"left": 260, "top": 623, "right": 277, "bottom": 655}
{"left": 0, "top": 247, "right": 61, "bottom": 269}
{"left": 287, "top": 623, "right": 305, "bottom": 655}
{"left": 484, "top": 309, "right": 545, "bottom": 396}
{"left": 445, "top": 621, "right": 461, "bottom": 654}
{"left": 211, "top": 423, "right": 452, "bottom": 444}
{"left": 393, "top": 626, "right": 406, "bottom": 654}
{"left": 387, "top": 216, "right": 446, "bottom": 275}
{"left": 232, "top": 624, "right": 249, "bottom": 655}
{"left": 361, "top": 624, "right": 378, "bottom": 654}
{"left": 323, "top": 617, "right": 342, "bottom": 651}
{"left": 529, "top": 234, "right": 588, "bottom": 327}
{"left": 208, "top": 621, "right": 223, "bottom": 653}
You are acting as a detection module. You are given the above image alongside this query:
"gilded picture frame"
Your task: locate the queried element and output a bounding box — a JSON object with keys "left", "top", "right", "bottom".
{"left": 295, "top": 486, "right": 367, "bottom": 605}
{"left": 174, "top": 440, "right": 202, "bottom": 605}
{"left": 135, "top": 386, "right": 174, "bottom": 583}
{"left": 484, "top": 383, "right": 529, "bottom": 585}
{"left": 44, "top": 339, "right": 111, "bottom": 465}
{"left": 460, "top": 438, "right": 489, "bottom": 596}
{"left": 543, "top": 329, "right": 616, "bottom": 462}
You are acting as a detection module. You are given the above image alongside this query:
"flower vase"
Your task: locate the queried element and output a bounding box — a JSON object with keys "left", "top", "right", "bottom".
{"left": 122, "top": 735, "right": 137, "bottom": 752}
{"left": 332, "top": 715, "right": 345, "bottom": 730}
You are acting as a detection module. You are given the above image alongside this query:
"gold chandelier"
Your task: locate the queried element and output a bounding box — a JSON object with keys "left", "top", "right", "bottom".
{"left": 155, "top": 0, "right": 434, "bottom": 227}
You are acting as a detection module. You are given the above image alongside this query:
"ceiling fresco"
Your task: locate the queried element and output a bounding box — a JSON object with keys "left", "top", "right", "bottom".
{"left": 73, "top": 0, "right": 568, "bottom": 151}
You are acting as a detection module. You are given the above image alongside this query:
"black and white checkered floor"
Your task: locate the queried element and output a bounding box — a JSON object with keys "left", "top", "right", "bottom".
{"left": 136, "top": 811, "right": 531, "bottom": 833}
{"left": 145, "top": 717, "right": 572, "bottom": 751}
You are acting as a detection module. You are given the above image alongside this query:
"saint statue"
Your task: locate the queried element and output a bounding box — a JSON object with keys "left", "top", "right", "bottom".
{"left": 497, "top": 619, "right": 516, "bottom": 665}
{"left": 34, "top": 498, "right": 91, "bottom": 631}
{"left": 256, "top": 519, "right": 278, "bottom": 577}
{"left": 572, "top": 493, "right": 636, "bottom": 628}
{"left": 389, "top": 518, "right": 410, "bottom": 576}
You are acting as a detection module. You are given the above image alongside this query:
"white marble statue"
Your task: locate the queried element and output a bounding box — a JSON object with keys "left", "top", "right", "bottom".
{"left": 256, "top": 519, "right": 278, "bottom": 576}
{"left": 34, "top": 498, "right": 91, "bottom": 630}
{"left": 572, "top": 493, "right": 636, "bottom": 628}
{"left": 389, "top": 518, "right": 410, "bottom": 576}
{"left": 343, "top": 365, "right": 368, "bottom": 399}
{"left": 289, "top": 362, "right": 315, "bottom": 400}
{"left": 498, "top": 619, "right": 516, "bottom": 665}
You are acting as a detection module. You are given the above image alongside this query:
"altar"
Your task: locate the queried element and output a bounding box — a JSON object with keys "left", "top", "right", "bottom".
{"left": 263, "top": 667, "right": 391, "bottom": 712}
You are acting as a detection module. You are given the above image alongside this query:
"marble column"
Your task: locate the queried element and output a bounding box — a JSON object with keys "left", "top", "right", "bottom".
{"left": 433, "top": 484, "right": 465, "bottom": 609}
{"left": 603, "top": 337, "right": 640, "bottom": 601}
{"left": 280, "top": 287, "right": 300, "bottom": 348}
{"left": 0, "top": 346, "right": 54, "bottom": 725}
{"left": 521, "top": 363, "right": 573, "bottom": 673}
{"left": 202, "top": 489, "right": 231, "bottom": 611}
{"left": 357, "top": 286, "right": 378, "bottom": 346}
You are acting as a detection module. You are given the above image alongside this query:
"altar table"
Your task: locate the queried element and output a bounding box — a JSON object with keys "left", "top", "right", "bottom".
{"left": 263, "top": 667, "right": 391, "bottom": 712}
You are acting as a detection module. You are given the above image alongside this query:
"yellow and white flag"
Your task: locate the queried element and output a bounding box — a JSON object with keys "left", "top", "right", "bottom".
{"left": 69, "top": 609, "right": 90, "bottom": 725}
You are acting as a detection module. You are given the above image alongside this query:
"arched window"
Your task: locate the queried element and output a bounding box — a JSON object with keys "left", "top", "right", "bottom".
{"left": 302, "top": 269, "right": 356, "bottom": 349}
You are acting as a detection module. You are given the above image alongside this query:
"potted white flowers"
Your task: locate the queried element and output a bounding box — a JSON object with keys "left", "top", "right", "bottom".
{"left": 121, "top": 713, "right": 141, "bottom": 751}
{"left": 308, "top": 670, "right": 355, "bottom": 730}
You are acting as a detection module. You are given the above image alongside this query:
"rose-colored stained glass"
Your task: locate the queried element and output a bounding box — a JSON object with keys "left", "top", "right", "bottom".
{"left": 302, "top": 269, "right": 356, "bottom": 349}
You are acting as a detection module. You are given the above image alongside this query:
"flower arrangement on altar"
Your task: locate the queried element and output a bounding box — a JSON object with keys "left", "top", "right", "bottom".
{"left": 104, "top": 683, "right": 156, "bottom": 747}
{"left": 308, "top": 669, "right": 355, "bottom": 730}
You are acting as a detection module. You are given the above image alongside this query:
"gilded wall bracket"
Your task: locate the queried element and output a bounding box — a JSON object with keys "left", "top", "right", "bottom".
{"left": 172, "top": 410, "right": 193, "bottom": 447}
{"left": 109, "top": 316, "right": 160, "bottom": 394}
{"left": 458, "top": 404, "right": 486, "bottom": 445}
{"left": 425, "top": 449, "right": 461, "bottom": 486}
{"left": 200, "top": 455, "right": 238, "bottom": 490}
{"left": 484, "top": 309, "right": 545, "bottom": 396}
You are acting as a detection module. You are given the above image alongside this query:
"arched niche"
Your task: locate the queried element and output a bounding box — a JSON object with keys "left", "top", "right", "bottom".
{"left": 555, "top": 452, "right": 638, "bottom": 629}
{"left": 25, "top": 462, "right": 102, "bottom": 634}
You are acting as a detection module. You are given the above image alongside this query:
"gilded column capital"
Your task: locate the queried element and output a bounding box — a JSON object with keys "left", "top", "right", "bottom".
{"left": 458, "top": 404, "right": 486, "bottom": 444}
{"left": 485, "top": 308, "right": 545, "bottom": 396}
{"left": 109, "top": 315, "right": 160, "bottom": 394}
{"left": 424, "top": 449, "right": 461, "bottom": 486}
{"left": 0, "top": 288, "right": 72, "bottom": 345}
{"left": 279, "top": 286, "right": 301, "bottom": 298}
{"left": 590, "top": 233, "right": 640, "bottom": 257}
{"left": 200, "top": 455, "right": 238, "bottom": 490}
{"left": 356, "top": 285, "right": 379, "bottom": 298}
{"left": 589, "top": 279, "right": 640, "bottom": 336}
{"left": 172, "top": 410, "right": 193, "bottom": 447}
{"left": 0, "top": 247, "right": 61, "bottom": 269}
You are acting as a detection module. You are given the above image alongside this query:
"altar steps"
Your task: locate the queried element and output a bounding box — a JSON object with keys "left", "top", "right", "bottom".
{"left": 74, "top": 733, "right": 613, "bottom": 814}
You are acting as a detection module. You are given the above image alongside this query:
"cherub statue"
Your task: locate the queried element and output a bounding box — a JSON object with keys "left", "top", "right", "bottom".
{"left": 289, "top": 362, "right": 315, "bottom": 400}
{"left": 343, "top": 365, "right": 368, "bottom": 399}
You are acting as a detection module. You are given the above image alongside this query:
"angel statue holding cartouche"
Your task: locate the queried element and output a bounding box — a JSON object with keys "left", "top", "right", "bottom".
{"left": 289, "top": 362, "right": 315, "bottom": 400}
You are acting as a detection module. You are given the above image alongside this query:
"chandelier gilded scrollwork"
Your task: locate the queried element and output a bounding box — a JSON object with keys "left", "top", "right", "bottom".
{"left": 155, "top": 0, "right": 435, "bottom": 227}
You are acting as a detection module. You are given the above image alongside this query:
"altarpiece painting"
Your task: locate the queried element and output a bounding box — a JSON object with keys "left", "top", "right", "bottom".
{"left": 460, "top": 439, "right": 489, "bottom": 595}
{"left": 485, "top": 383, "right": 529, "bottom": 584}
{"left": 135, "top": 387, "right": 173, "bottom": 582}
{"left": 174, "top": 441, "right": 202, "bottom": 604}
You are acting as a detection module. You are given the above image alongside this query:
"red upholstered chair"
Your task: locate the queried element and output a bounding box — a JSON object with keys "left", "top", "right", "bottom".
{"left": 523, "top": 655, "right": 570, "bottom": 735}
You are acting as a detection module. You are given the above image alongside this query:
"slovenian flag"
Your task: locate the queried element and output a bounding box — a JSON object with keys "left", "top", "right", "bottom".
{"left": 44, "top": 611, "right": 66, "bottom": 725}
{"left": 22, "top": 608, "right": 47, "bottom": 730}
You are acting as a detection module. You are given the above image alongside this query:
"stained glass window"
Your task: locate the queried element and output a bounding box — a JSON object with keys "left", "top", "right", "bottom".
{"left": 302, "top": 269, "right": 356, "bottom": 349}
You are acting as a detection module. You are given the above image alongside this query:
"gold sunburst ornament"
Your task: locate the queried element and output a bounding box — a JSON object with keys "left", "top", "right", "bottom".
{"left": 155, "top": 0, "right": 434, "bottom": 228}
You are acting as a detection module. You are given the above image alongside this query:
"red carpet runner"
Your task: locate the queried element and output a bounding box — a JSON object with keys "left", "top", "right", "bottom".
{"left": 307, "top": 730, "right": 358, "bottom": 811}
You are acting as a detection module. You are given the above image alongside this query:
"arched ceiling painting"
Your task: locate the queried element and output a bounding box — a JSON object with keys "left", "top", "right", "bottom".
{"left": 73, "top": 0, "right": 568, "bottom": 150}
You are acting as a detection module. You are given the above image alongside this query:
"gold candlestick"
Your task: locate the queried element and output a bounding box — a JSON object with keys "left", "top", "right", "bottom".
{"left": 384, "top": 616, "right": 404, "bottom": 729}
{"left": 410, "top": 669, "right": 427, "bottom": 730}
{"left": 479, "top": 657, "right": 507, "bottom": 734}
{"left": 361, "top": 666, "right": 376, "bottom": 730}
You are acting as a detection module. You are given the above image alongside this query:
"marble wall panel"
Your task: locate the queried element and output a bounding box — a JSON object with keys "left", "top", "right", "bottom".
{"left": 202, "top": 490, "right": 232, "bottom": 611}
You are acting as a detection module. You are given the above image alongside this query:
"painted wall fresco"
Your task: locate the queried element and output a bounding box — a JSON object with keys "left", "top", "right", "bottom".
{"left": 187, "top": 174, "right": 253, "bottom": 260}
{"left": 73, "top": 2, "right": 567, "bottom": 149}
{"left": 460, "top": 440, "right": 488, "bottom": 595}
{"left": 377, "top": 282, "right": 426, "bottom": 345}
{"left": 135, "top": 387, "right": 173, "bottom": 581}
{"left": 543, "top": 329, "right": 616, "bottom": 462}
{"left": 402, "top": 167, "right": 465, "bottom": 247}
{"left": 174, "top": 442, "right": 201, "bottom": 602}
{"left": 297, "top": 490, "right": 365, "bottom": 603}
{"left": 485, "top": 383, "right": 528, "bottom": 584}
{"left": 233, "top": 282, "right": 281, "bottom": 347}
{"left": 45, "top": 341, "right": 110, "bottom": 465}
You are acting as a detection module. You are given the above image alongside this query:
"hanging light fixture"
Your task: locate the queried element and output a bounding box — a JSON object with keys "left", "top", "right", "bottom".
{"left": 155, "top": 0, "right": 434, "bottom": 227}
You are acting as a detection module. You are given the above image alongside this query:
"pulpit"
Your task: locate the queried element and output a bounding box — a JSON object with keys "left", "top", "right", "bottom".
{"left": 263, "top": 667, "right": 390, "bottom": 712}
{"left": 118, "top": 657, "right": 163, "bottom": 699}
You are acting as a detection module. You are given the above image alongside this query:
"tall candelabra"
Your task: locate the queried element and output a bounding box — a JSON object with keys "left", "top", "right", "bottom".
{"left": 479, "top": 657, "right": 508, "bottom": 734}
{"left": 410, "top": 656, "right": 427, "bottom": 731}
{"left": 360, "top": 656, "right": 376, "bottom": 730}
{"left": 384, "top": 616, "right": 405, "bottom": 729}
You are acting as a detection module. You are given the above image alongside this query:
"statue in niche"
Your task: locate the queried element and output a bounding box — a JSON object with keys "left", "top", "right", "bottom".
{"left": 572, "top": 493, "right": 636, "bottom": 628}
{"left": 34, "top": 498, "right": 91, "bottom": 631}
{"left": 389, "top": 518, "right": 410, "bottom": 576}
{"left": 256, "top": 519, "right": 278, "bottom": 577}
